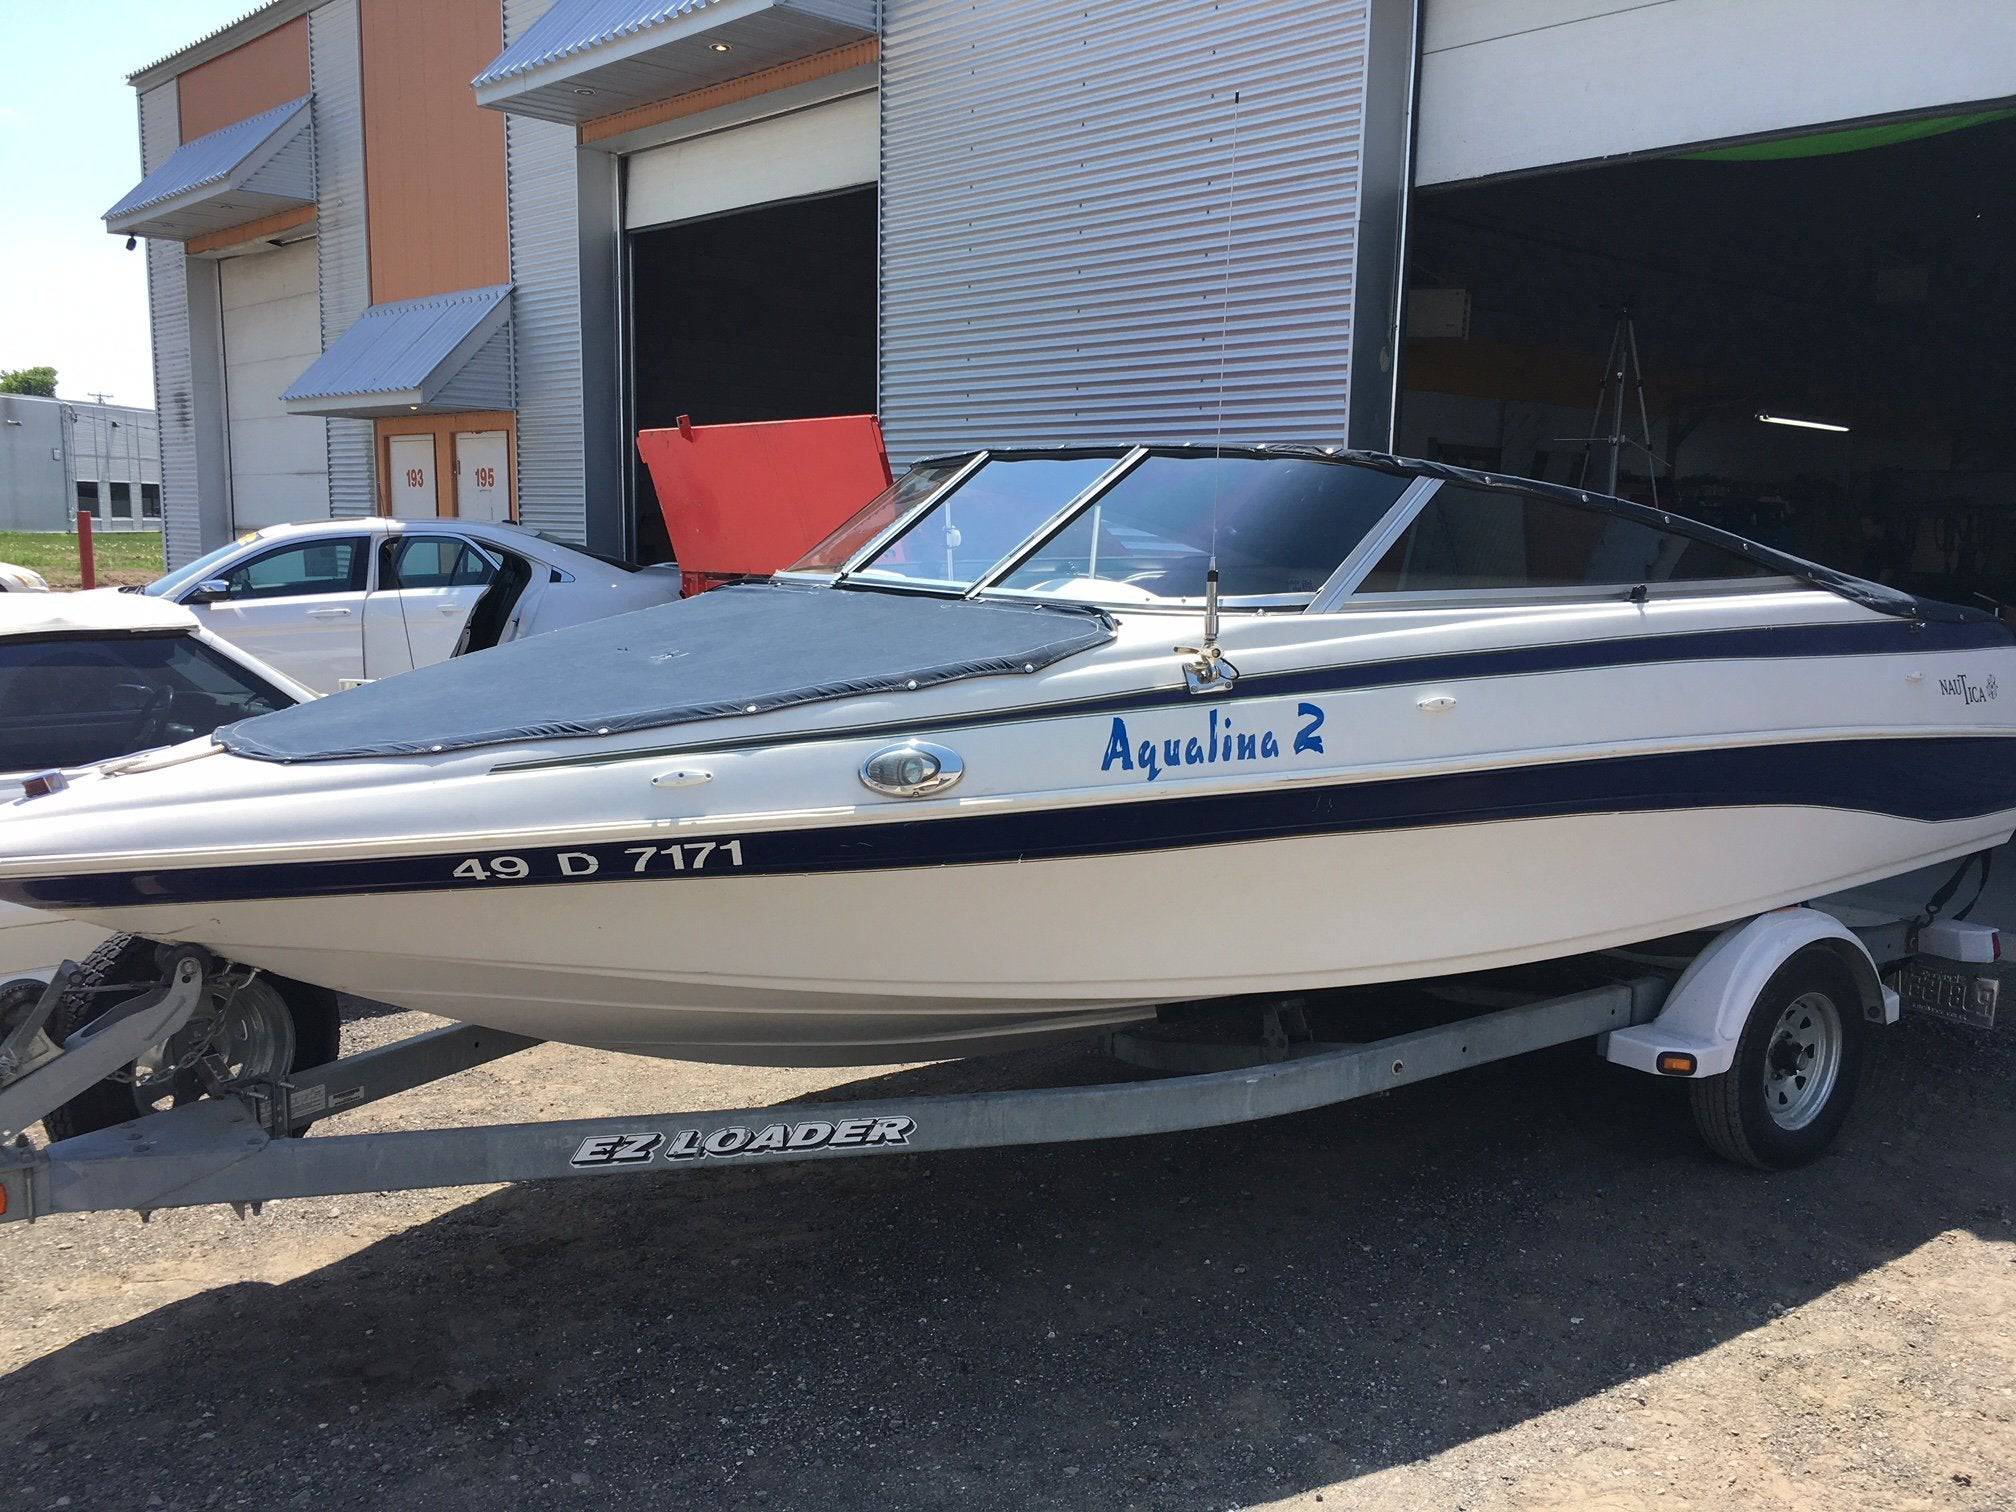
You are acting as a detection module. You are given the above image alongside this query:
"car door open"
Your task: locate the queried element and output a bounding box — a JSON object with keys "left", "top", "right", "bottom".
{"left": 363, "top": 534, "right": 499, "bottom": 676}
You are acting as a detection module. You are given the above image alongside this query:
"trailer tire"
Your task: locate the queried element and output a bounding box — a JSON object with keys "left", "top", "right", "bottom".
{"left": 41, "top": 934, "right": 342, "bottom": 1143}
{"left": 1690, "top": 945, "right": 1867, "bottom": 1170}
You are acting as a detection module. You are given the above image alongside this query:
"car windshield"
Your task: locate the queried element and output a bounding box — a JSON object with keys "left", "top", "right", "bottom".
{"left": 0, "top": 632, "right": 295, "bottom": 775}
{"left": 837, "top": 449, "right": 1417, "bottom": 605}
{"left": 142, "top": 538, "right": 254, "bottom": 597}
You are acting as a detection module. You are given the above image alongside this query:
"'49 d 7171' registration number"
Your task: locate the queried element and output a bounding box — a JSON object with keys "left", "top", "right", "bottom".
{"left": 450, "top": 840, "right": 745, "bottom": 883}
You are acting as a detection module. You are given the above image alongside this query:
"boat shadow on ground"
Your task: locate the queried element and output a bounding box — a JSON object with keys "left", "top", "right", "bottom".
{"left": 5, "top": 1014, "right": 2012, "bottom": 1511}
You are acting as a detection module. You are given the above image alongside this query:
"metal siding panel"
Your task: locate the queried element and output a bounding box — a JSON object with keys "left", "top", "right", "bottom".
{"left": 432, "top": 324, "right": 518, "bottom": 410}
{"left": 311, "top": 0, "right": 376, "bottom": 517}
{"left": 878, "top": 0, "right": 1374, "bottom": 464}
{"left": 240, "top": 117, "right": 318, "bottom": 203}
{"left": 140, "top": 84, "right": 201, "bottom": 565}
{"left": 506, "top": 0, "right": 591, "bottom": 540}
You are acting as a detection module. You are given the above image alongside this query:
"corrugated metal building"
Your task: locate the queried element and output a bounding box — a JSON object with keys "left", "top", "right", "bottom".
{"left": 0, "top": 394, "right": 161, "bottom": 534}
{"left": 116, "top": 0, "right": 2016, "bottom": 578}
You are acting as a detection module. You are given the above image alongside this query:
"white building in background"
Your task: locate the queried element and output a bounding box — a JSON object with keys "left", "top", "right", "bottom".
{"left": 0, "top": 393, "right": 161, "bottom": 533}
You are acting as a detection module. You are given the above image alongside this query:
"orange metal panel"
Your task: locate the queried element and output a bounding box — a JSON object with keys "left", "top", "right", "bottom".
{"left": 176, "top": 15, "right": 310, "bottom": 141}
{"left": 579, "top": 39, "right": 878, "bottom": 145}
{"left": 360, "top": 0, "right": 509, "bottom": 303}
{"left": 637, "top": 415, "right": 891, "bottom": 591}
{"left": 186, "top": 204, "right": 317, "bottom": 256}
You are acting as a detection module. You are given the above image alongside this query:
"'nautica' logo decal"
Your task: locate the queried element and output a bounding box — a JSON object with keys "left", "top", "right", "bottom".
{"left": 1939, "top": 673, "right": 1998, "bottom": 704}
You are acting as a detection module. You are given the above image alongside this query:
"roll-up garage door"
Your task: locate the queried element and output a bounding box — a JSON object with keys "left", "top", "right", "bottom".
{"left": 219, "top": 237, "right": 329, "bottom": 531}
{"left": 625, "top": 91, "right": 877, "bottom": 231}
{"left": 1416, "top": 0, "right": 2016, "bottom": 186}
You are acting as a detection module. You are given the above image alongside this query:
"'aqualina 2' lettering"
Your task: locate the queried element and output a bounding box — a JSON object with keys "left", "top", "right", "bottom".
{"left": 1100, "top": 704, "right": 1325, "bottom": 782}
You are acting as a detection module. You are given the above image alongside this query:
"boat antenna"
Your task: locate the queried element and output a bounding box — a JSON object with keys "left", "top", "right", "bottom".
{"left": 1182, "top": 87, "right": 1241, "bottom": 696}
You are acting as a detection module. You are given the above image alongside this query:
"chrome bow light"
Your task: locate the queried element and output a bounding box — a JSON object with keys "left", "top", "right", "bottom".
{"left": 860, "top": 741, "right": 964, "bottom": 798}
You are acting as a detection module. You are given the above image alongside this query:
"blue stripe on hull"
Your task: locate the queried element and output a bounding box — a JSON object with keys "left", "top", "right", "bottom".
{"left": 9, "top": 736, "right": 2016, "bottom": 911}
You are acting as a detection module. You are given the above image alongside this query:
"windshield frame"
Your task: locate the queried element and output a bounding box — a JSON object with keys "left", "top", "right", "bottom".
{"left": 968, "top": 449, "right": 1433, "bottom": 614}
{"left": 805, "top": 442, "right": 1898, "bottom": 620}
{"left": 835, "top": 448, "right": 1140, "bottom": 595}
{"left": 775, "top": 451, "right": 990, "bottom": 587}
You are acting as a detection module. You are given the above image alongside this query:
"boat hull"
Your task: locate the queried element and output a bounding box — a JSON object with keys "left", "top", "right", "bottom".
{"left": 38, "top": 801, "right": 2013, "bottom": 1064}
{"left": 8, "top": 592, "right": 2016, "bottom": 1065}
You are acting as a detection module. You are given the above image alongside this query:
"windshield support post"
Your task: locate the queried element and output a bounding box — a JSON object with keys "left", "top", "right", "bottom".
{"left": 962, "top": 447, "right": 1150, "bottom": 598}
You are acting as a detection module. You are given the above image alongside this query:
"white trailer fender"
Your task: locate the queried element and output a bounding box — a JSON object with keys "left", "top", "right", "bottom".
{"left": 1603, "top": 908, "right": 1892, "bottom": 1078}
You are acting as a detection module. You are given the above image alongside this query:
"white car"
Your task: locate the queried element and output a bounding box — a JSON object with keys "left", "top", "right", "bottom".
{"left": 135, "top": 518, "right": 682, "bottom": 694}
{"left": 0, "top": 561, "right": 50, "bottom": 592}
{"left": 0, "top": 590, "right": 313, "bottom": 979}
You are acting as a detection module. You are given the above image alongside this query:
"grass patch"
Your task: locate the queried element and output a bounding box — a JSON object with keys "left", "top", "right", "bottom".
{"left": 0, "top": 530, "right": 165, "bottom": 590}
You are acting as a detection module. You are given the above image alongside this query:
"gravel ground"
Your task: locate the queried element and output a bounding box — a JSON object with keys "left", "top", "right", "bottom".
{"left": 3, "top": 1000, "right": 2012, "bottom": 1511}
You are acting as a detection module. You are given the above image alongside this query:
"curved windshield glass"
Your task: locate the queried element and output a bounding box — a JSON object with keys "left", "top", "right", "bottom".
{"left": 788, "top": 460, "right": 965, "bottom": 575}
{"left": 142, "top": 539, "right": 254, "bottom": 598}
{"left": 993, "top": 454, "right": 1413, "bottom": 603}
{"left": 848, "top": 455, "right": 1121, "bottom": 591}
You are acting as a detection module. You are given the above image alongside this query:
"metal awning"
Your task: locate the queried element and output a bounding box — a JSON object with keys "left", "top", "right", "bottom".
{"left": 104, "top": 96, "right": 316, "bottom": 241}
{"left": 471, "top": 0, "right": 876, "bottom": 125}
{"left": 282, "top": 285, "right": 515, "bottom": 419}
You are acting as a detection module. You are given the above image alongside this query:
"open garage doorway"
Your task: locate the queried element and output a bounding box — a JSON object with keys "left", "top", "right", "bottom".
{"left": 627, "top": 186, "right": 878, "bottom": 563}
{"left": 1399, "top": 109, "right": 2016, "bottom": 924}
{"left": 1400, "top": 111, "right": 2016, "bottom": 607}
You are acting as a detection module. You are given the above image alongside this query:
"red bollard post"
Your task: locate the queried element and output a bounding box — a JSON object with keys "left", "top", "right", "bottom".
{"left": 76, "top": 509, "right": 96, "bottom": 591}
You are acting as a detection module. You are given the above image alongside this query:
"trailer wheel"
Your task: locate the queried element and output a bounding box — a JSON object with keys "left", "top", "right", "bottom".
{"left": 1690, "top": 946, "right": 1867, "bottom": 1170}
{"left": 41, "top": 934, "right": 342, "bottom": 1143}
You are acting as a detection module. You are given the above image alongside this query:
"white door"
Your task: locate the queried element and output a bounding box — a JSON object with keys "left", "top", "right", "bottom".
{"left": 388, "top": 434, "right": 439, "bottom": 519}
{"left": 187, "top": 535, "right": 371, "bottom": 695}
{"left": 219, "top": 240, "right": 328, "bottom": 530}
{"left": 362, "top": 534, "right": 498, "bottom": 675}
{"left": 454, "top": 431, "right": 511, "bottom": 522}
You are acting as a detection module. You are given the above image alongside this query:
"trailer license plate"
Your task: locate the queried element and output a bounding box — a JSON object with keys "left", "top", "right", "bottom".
{"left": 1898, "top": 965, "right": 2000, "bottom": 1030}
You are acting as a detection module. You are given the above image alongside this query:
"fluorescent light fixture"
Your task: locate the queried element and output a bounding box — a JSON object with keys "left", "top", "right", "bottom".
{"left": 1756, "top": 412, "right": 1849, "bottom": 433}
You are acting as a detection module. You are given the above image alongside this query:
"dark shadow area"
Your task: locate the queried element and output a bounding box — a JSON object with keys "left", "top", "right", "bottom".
{"left": 628, "top": 187, "right": 879, "bottom": 565}
{"left": 6, "top": 1000, "right": 2011, "bottom": 1510}
{"left": 1402, "top": 115, "right": 2016, "bottom": 605}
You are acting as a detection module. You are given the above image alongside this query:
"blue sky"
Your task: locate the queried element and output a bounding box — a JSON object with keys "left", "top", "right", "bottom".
{"left": 0, "top": 2, "right": 252, "bottom": 405}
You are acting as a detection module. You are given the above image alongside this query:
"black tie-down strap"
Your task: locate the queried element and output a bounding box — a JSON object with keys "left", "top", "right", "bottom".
{"left": 1920, "top": 847, "right": 1997, "bottom": 928}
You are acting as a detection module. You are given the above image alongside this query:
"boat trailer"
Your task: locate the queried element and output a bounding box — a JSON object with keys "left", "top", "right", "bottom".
{"left": 0, "top": 907, "right": 2001, "bottom": 1224}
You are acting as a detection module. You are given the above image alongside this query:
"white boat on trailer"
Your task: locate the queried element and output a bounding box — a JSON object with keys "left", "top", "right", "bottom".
{"left": 2, "top": 446, "right": 2014, "bottom": 1074}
